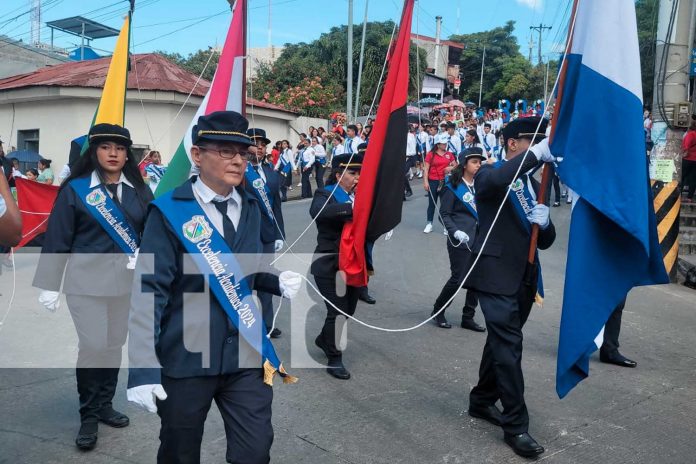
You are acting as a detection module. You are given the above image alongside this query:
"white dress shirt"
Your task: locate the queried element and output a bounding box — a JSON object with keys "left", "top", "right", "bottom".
{"left": 301, "top": 146, "right": 316, "bottom": 169}
{"left": 314, "top": 144, "right": 327, "bottom": 160}
{"left": 274, "top": 148, "right": 296, "bottom": 170}
{"left": 481, "top": 133, "right": 497, "bottom": 156}
{"left": 89, "top": 171, "right": 133, "bottom": 202}
{"left": 332, "top": 144, "right": 345, "bottom": 157}
{"left": 192, "top": 177, "right": 242, "bottom": 234}
{"left": 406, "top": 132, "right": 417, "bottom": 156}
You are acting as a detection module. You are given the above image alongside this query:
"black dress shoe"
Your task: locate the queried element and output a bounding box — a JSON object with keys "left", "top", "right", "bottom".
{"left": 431, "top": 310, "right": 452, "bottom": 329}
{"left": 405, "top": 190, "right": 413, "bottom": 198}
{"left": 461, "top": 318, "right": 486, "bottom": 332}
{"left": 504, "top": 432, "right": 545, "bottom": 458}
{"left": 97, "top": 407, "right": 130, "bottom": 428}
{"left": 599, "top": 351, "right": 637, "bottom": 368}
{"left": 468, "top": 404, "right": 503, "bottom": 426}
{"left": 359, "top": 292, "right": 376, "bottom": 304}
{"left": 326, "top": 363, "right": 351, "bottom": 380}
{"left": 75, "top": 421, "right": 98, "bottom": 451}
{"left": 268, "top": 328, "right": 282, "bottom": 339}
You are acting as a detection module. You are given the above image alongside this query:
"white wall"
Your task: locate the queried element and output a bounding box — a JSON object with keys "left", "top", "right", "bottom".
{"left": 0, "top": 89, "right": 302, "bottom": 182}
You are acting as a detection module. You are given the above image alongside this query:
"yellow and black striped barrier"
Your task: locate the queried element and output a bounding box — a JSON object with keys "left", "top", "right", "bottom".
{"left": 651, "top": 180, "right": 680, "bottom": 281}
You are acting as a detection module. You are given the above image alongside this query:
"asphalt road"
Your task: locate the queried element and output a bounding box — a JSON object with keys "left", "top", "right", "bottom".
{"left": 1, "top": 185, "right": 695, "bottom": 463}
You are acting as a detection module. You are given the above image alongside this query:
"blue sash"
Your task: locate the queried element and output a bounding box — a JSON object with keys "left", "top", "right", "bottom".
{"left": 154, "top": 192, "right": 295, "bottom": 385}
{"left": 501, "top": 168, "right": 544, "bottom": 302}
{"left": 447, "top": 140, "right": 458, "bottom": 154}
{"left": 70, "top": 177, "right": 139, "bottom": 256}
{"left": 329, "top": 185, "right": 352, "bottom": 204}
{"left": 345, "top": 137, "right": 354, "bottom": 154}
{"left": 482, "top": 135, "right": 492, "bottom": 152}
{"left": 279, "top": 149, "right": 293, "bottom": 175}
{"left": 445, "top": 180, "right": 477, "bottom": 221}
{"left": 316, "top": 156, "right": 327, "bottom": 166}
{"left": 244, "top": 163, "right": 274, "bottom": 221}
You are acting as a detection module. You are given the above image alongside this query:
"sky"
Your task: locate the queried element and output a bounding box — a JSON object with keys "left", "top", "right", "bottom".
{"left": 0, "top": 0, "right": 570, "bottom": 62}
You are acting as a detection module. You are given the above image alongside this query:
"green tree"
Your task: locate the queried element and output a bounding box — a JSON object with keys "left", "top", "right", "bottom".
{"left": 250, "top": 20, "right": 427, "bottom": 117}
{"left": 635, "top": 0, "right": 658, "bottom": 106}
{"left": 155, "top": 48, "right": 219, "bottom": 82}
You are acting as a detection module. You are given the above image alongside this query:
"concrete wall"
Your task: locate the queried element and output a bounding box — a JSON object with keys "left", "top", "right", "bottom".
{"left": 0, "top": 37, "right": 66, "bottom": 79}
{"left": 289, "top": 115, "right": 332, "bottom": 145}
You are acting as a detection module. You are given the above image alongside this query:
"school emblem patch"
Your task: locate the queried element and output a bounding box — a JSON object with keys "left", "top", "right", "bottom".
{"left": 512, "top": 179, "right": 524, "bottom": 191}
{"left": 183, "top": 215, "right": 213, "bottom": 243}
{"left": 463, "top": 192, "right": 474, "bottom": 203}
{"left": 86, "top": 189, "right": 106, "bottom": 206}
{"left": 252, "top": 178, "right": 264, "bottom": 189}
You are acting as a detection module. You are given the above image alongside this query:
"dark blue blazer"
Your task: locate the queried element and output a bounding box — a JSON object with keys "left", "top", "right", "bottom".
{"left": 465, "top": 154, "right": 556, "bottom": 296}
{"left": 32, "top": 175, "right": 152, "bottom": 296}
{"left": 440, "top": 187, "right": 478, "bottom": 249}
{"left": 244, "top": 163, "right": 285, "bottom": 244}
{"left": 309, "top": 186, "right": 353, "bottom": 277}
{"left": 128, "top": 178, "right": 281, "bottom": 387}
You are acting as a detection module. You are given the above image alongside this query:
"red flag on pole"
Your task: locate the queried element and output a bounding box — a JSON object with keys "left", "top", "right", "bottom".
{"left": 14, "top": 178, "right": 58, "bottom": 249}
{"left": 339, "top": 0, "right": 415, "bottom": 287}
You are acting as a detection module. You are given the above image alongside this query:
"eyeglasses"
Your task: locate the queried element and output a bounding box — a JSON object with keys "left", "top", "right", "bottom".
{"left": 198, "top": 146, "right": 250, "bottom": 160}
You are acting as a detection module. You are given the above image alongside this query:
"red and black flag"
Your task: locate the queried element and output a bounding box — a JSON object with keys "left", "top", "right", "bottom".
{"left": 339, "top": 0, "right": 415, "bottom": 287}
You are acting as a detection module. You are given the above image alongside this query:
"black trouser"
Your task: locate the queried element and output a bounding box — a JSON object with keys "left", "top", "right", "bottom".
{"left": 301, "top": 168, "right": 312, "bottom": 198}
{"left": 279, "top": 172, "right": 290, "bottom": 201}
{"left": 433, "top": 243, "right": 478, "bottom": 321}
{"left": 66, "top": 294, "right": 130, "bottom": 422}
{"left": 314, "top": 274, "right": 360, "bottom": 362}
{"left": 259, "top": 241, "right": 275, "bottom": 332}
{"left": 469, "top": 289, "right": 534, "bottom": 435}
{"left": 313, "top": 160, "right": 326, "bottom": 190}
{"left": 683, "top": 159, "right": 696, "bottom": 199}
{"left": 600, "top": 298, "right": 626, "bottom": 356}
{"left": 426, "top": 179, "right": 444, "bottom": 223}
{"left": 157, "top": 370, "right": 273, "bottom": 464}
{"left": 404, "top": 156, "right": 417, "bottom": 195}
{"left": 543, "top": 164, "right": 562, "bottom": 204}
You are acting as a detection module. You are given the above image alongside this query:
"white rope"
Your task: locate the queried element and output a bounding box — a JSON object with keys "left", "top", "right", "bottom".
{"left": 131, "top": 54, "right": 157, "bottom": 149}
{"left": 0, "top": 249, "right": 17, "bottom": 336}
{"left": 272, "top": 7, "right": 579, "bottom": 333}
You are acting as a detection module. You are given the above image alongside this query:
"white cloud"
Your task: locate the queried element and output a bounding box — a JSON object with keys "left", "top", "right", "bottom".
{"left": 517, "top": 0, "right": 543, "bottom": 10}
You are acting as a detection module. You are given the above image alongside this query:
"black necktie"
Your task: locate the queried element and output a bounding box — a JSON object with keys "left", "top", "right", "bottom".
{"left": 213, "top": 200, "right": 236, "bottom": 246}
{"left": 106, "top": 183, "right": 121, "bottom": 207}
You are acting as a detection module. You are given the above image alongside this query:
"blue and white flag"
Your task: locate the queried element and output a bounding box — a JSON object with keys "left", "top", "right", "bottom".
{"left": 550, "top": 0, "right": 669, "bottom": 398}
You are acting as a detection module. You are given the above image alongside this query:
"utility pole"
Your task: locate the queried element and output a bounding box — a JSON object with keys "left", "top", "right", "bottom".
{"left": 544, "top": 60, "right": 550, "bottom": 104}
{"left": 30, "top": 0, "right": 41, "bottom": 46}
{"left": 268, "top": 0, "right": 273, "bottom": 59}
{"left": 652, "top": 0, "right": 696, "bottom": 280}
{"left": 529, "top": 23, "right": 551, "bottom": 64}
{"left": 528, "top": 35, "right": 534, "bottom": 63}
{"left": 434, "top": 16, "right": 442, "bottom": 79}
{"left": 354, "top": 0, "right": 369, "bottom": 119}
{"left": 347, "top": 0, "right": 354, "bottom": 123}
{"left": 478, "top": 46, "right": 486, "bottom": 108}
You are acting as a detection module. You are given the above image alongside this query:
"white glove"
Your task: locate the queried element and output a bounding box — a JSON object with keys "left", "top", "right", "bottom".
{"left": 38, "top": 290, "right": 60, "bottom": 312}
{"left": 530, "top": 138, "right": 555, "bottom": 163}
{"left": 453, "top": 230, "right": 469, "bottom": 244}
{"left": 127, "top": 384, "right": 167, "bottom": 413}
{"left": 274, "top": 240, "right": 284, "bottom": 252}
{"left": 527, "top": 204, "right": 550, "bottom": 229}
{"left": 279, "top": 271, "right": 302, "bottom": 299}
{"left": 127, "top": 248, "right": 139, "bottom": 270}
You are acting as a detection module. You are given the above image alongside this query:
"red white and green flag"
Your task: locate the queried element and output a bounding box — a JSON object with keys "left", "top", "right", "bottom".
{"left": 155, "top": 0, "right": 247, "bottom": 196}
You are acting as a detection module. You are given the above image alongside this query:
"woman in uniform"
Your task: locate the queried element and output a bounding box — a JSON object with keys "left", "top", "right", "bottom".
{"left": 430, "top": 147, "right": 486, "bottom": 332}
{"left": 33, "top": 123, "right": 153, "bottom": 451}
{"left": 310, "top": 151, "right": 363, "bottom": 380}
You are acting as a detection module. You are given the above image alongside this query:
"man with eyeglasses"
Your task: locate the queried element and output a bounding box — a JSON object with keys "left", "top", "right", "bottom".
{"left": 127, "top": 110, "right": 302, "bottom": 464}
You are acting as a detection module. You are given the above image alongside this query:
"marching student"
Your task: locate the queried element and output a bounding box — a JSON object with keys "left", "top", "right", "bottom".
{"left": 466, "top": 117, "right": 556, "bottom": 458}
{"left": 310, "top": 152, "right": 364, "bottom": 380}
{"left": 480, "top": 123, "right": 497, "bottom": 159}
{"left": 430, "top": 147, "right": 486, "bottom": 332}
{"left": 274, "top": 140, "right": 295, "bottom": 202}
{"left": 246, "top": 127, "right": 286, "bottom": 338}
{"left": 299, "top": 138, "right": 315, "bottom": 199}
{"left": 33, "top": 123, "right": 153, "bottom": 451}
{"left": 127, "top": 111, "right": 301, "bottom": 463}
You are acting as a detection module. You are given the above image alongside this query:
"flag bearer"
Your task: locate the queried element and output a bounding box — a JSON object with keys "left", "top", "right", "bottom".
{"left": 466, "top": 117, "right": 556, "bottom": 458}
{"left": 126, "top": 111, "right": 301, "bottom": 464}
{"left": 33, "top": 123, "right": 153, "bottom": 451}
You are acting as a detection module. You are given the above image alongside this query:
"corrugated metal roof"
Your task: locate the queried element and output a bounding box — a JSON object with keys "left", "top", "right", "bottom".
{"left": 0, "top": 53, "right": 297, "bottom": 113}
